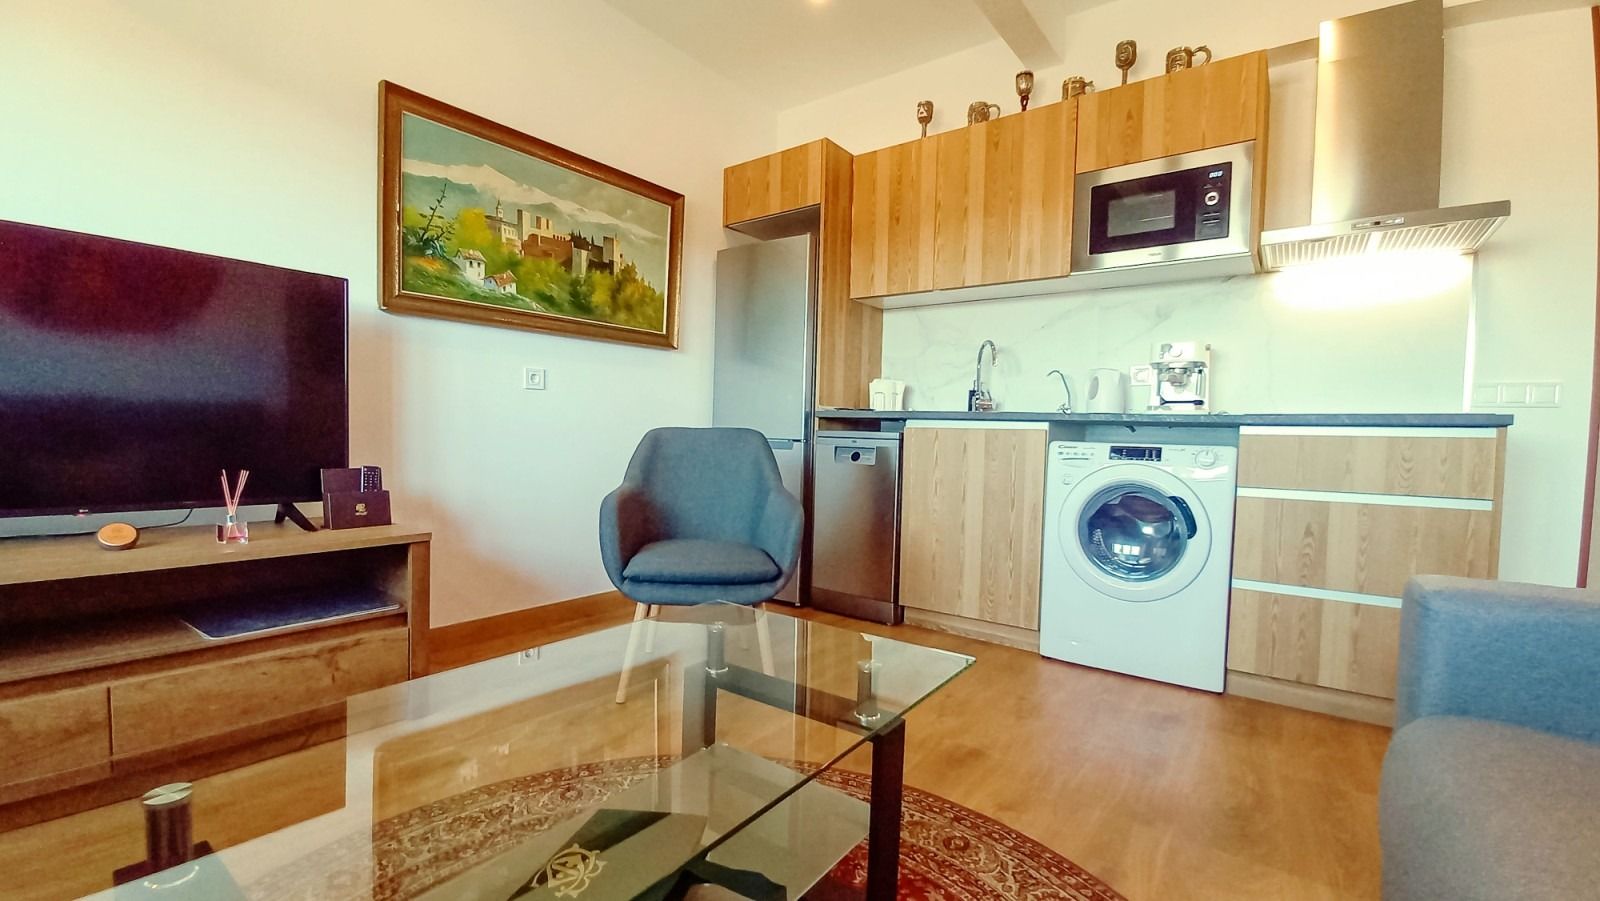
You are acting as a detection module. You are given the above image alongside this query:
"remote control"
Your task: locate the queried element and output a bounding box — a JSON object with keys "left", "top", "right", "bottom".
{"left": 360, "top": 466, "right": 383, "bottom": 492}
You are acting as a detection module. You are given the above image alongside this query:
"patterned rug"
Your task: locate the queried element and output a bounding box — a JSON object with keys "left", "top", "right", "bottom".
{"left": 258, "top": 756, "right": 1124, "bottom": 901}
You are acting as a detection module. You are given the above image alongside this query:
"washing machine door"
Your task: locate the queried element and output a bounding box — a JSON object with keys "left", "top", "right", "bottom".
{"left": 1058, "top": 464, "right": 1213, "bottom": 603}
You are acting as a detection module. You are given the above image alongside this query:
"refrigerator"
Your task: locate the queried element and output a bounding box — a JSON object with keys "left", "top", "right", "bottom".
{"left": 712, "top": 234, "right": 814, "bottom": 604}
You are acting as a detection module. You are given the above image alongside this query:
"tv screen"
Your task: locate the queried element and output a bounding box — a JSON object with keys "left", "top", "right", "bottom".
{"left": 0, "top": 220, "right": 348, "bottom": 518}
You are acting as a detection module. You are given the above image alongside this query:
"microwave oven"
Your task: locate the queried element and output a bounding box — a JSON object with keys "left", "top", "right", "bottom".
{"left": 1072, "top": 141, "right": 1256, "bottom": 278}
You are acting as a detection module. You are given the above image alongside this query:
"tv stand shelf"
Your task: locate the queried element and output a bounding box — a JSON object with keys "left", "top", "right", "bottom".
{"left": 0, "top": 520, "right": 430, "bottom": 829}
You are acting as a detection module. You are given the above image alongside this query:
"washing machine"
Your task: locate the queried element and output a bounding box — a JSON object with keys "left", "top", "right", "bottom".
{"left": 1039, "top": 441, "right": 1237, "bottom": 691}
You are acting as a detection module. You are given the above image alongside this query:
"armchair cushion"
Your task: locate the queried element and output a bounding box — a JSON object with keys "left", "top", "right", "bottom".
{"left": 623, "top": 539, "right": 780, "bottom": 586}
{"left": 1381, "top": 716, "right": 1600, "bottom": 901}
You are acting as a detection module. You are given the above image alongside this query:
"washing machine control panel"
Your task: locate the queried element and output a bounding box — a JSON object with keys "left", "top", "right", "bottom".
{"left": 1110, "top": 445, "right": 1161, "bottom": 462}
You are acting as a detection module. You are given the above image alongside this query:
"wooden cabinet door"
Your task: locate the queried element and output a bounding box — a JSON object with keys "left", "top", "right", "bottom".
{"left": 109, "top": 626, "right": 410, "bottom": 758}
{"left": 1077, "top": 50, "right": 1269, "bottom": 172}
{"left": 849, "top": 138, "right": 937, "bottom": 298}
{"left": 723, "top": 142, "right": 825, "bottom": 227}
{"left": 899, "top": 427, "right": 1047, "bottom": 629}
{"left": 934, "top": 103, "right": 1075, "bottom": 290}
{"left": 0, "top": 686, "right": 110, "bottom": 800}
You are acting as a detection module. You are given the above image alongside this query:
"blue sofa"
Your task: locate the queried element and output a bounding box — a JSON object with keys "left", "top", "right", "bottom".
{"left": 1380, "top": 576, "right": 1600, "bottom": 900}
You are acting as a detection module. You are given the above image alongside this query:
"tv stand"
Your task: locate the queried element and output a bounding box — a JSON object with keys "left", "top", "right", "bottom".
{"left": 274, "top": 502, "right": 318, "bottom": 532}
{"left": 0, "top": 521, "right": 430, "bottom": 829}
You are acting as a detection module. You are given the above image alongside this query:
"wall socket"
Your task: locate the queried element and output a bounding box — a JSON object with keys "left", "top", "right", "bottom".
{"left": 522, "top": 367, "right": 547, "bottom": 391}
{"left": 1471, "top": 381, "right": 1560, "bottom": 408}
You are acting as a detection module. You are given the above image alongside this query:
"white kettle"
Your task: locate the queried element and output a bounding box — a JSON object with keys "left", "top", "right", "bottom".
{"left": 1084, "top": 368, "right": 1128, "bottom": 413}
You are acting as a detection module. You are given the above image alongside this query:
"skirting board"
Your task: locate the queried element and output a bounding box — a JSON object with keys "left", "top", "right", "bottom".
{"left": 903, "top": 608, "right": 1039, "bottom": 652}
{"left": 1225, "top": 670, "right": 1395, "bottom": 727}
{"left": 423, "top": 592, "right": 635, "bottom": 675}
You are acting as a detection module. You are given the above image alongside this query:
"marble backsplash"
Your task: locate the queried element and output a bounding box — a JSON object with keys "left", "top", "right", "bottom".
{"left": 878, "top": 258, "right": 1476, "bottom": 415}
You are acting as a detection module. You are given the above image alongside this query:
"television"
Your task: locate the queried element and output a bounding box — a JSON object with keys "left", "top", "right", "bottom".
{"left": 0, "top": 220, "right": 349, "bottom": 519}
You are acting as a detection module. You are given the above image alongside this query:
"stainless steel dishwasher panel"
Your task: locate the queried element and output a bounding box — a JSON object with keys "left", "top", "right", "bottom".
{"left": 811, "top": 432, "right": 900, "bottom": 624}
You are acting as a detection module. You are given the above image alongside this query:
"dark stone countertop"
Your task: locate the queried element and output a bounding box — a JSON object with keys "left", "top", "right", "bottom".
{"left": 814, "top": 409, "right": 1514, "bottom": 428}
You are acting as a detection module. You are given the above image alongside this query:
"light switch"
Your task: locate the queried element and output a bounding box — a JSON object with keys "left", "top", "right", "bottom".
{"left": 1528, "top": 383, "right": 1561, "bottom": 407}
{"left": 523, "top": 367, "right": 547, "bottom": 390}
{"left": 1470, "top": 384, "right": 1499, "bottom": 407}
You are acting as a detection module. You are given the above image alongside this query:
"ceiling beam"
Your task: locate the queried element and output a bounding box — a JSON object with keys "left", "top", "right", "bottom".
{"left": 972, "top": 0, "right": 1062, "bottom": 68}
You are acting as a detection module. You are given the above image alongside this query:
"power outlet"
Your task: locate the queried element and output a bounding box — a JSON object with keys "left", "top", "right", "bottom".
{"left": 522, "top": 367, "right": 547, "bottom": 391}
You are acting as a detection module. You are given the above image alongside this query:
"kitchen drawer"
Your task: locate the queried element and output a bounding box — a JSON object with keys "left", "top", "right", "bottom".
{"left": 1238, "top": 431, "right": 1503, "bottom": 499}
{"left": 0, "top": 686, "right": 111, "bottom": 793}
{"left": 109, "top": 626, "right": 409, "bottom": 757}
{"left": 1227, "top": 589, "right": 1402, "bottom": 698}
{"left": 1232, "top": 497, "right": 1497, "bottom": 598}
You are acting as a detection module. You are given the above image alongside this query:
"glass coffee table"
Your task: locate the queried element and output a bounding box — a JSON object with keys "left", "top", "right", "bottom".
{"left": 16, "top": 604, "right": 971, "bottom": 901}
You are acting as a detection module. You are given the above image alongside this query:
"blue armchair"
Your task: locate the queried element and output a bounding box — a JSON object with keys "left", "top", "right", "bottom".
{"left": 600, "top": 427, "right": 803, "bottom": 702}
{"left": 1380, "top": 575, "right": 1600, "bottom": 900}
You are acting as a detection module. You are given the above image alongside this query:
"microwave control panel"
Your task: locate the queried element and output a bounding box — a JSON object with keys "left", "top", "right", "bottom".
{"left": 1194, "top": 163, "right": 1232, "bottom": 240}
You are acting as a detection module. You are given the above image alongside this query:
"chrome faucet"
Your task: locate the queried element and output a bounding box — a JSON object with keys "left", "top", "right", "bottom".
{"left": 1047, "top": 369, "right": 1073, "bottom": 414}
{"left": 970, "top": 340, "right": 998, "bottom": 412}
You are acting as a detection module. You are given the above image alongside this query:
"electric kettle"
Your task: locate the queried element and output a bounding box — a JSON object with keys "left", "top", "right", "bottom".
{"left": 1085, "top": 368, "right": 1128, "bottom": 413}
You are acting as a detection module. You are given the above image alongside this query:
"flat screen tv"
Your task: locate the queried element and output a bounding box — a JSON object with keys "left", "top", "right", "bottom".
{"left": 0, "top": 220, "right": 349, "bottom": 518}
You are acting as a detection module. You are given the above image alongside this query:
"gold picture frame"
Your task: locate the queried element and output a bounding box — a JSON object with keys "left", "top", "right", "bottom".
{"left": 379, "top": 81, "right": 683, "bottom": 348}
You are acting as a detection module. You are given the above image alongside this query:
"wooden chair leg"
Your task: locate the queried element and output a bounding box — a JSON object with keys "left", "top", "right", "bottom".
{"left": 644, "top": 604, "right": 659, "bottom": 652}
{"left": 616, "top": 603, "right": 647, "bottom": 704}
{"left": 756, "top": 604, "right": 775, "bottom": 676}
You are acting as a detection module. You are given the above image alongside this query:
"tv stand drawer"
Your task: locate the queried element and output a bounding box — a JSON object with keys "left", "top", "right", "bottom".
{"left": 0, "top": 687, "right": 111, "bottom": 797}
{"left": 109, "top": 625, "right": 409, "bottom": 758}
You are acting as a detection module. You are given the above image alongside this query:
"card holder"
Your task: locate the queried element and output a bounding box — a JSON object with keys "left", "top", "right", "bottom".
{"left": 323, "top": 489, "right": 392, "bottom": 530}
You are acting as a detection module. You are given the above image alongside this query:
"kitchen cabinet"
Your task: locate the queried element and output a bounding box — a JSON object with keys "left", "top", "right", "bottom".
{"left": 722, "top": 140, "right": 881, "bottom": 409}
{"left": 1225, "top": 427, "right": 1507, "bottom": 723}
{"left": 1076, "top": 50, "right": 1270, "bottom": 173}
{"left": 723, "top": 141, "right": 830, "bottom": 227}
{"left": 934, "top": 99, "right": 1076, "bottom": 290}
{"left": 898, "top": 425, "right": 1047, "bottom": 644}
{"left": 851, "top": 102, "right": 1076, "bottom": 301}
{"left": 849, "top": 136, "right": 939, "bottom": 297}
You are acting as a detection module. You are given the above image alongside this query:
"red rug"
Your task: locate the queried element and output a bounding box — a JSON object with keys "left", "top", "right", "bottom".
{"left": 262, "top": 756, "right": 1124, "bottom": 900}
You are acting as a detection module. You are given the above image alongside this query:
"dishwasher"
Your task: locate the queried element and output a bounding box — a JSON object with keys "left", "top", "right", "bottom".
{"left": 810, "top": 431, "right": 901, "bottom": 624}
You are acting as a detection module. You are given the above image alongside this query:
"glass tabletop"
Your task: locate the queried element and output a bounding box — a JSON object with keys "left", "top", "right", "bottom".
{"left": 19, "top": 603, "right": 971, "bottom": 901}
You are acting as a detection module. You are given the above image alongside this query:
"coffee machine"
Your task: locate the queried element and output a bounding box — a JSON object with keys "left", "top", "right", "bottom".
{"left": 1148, "top": 341, "right": 1211, "bottom": 412}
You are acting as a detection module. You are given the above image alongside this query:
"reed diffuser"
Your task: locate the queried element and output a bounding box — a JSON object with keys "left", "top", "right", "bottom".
{"left": 217, "top": 469, "right": 250, "bottom": 544}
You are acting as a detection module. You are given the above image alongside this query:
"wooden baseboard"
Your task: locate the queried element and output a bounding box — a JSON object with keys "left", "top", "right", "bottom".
{"left": 1225, "top": 670, "right": 1394, "bottom": 727}
{"left": 903, "top": 608, "right": 1039, "bottom": 652}
{"left": 423, "top": 592, "right": 635, "bottom": 675}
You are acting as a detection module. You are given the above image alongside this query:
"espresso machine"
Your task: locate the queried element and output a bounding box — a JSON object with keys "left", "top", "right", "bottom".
{"left": 1148, "top": 341, "right": 1211, "bottom": 412}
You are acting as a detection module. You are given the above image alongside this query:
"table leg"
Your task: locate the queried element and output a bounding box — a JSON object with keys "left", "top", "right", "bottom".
{"left": 866, "top": 718, "right": 905, "bottom": 901}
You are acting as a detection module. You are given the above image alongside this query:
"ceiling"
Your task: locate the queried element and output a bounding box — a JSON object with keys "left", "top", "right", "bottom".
{"left": 602, "top": 0, "right": 1069, "bottom": 109}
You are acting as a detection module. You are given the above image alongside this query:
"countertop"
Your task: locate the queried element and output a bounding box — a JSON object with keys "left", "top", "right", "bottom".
{"left": 815, "top": 409, "right": 1514, "bottom": 428}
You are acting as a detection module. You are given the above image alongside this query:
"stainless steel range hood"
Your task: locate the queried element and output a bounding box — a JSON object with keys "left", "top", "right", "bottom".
{"left": 1259, "top": 0, "right": 1509, "bottom": 270}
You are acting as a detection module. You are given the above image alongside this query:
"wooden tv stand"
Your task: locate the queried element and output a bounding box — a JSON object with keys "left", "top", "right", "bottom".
{"left": 0, "top": 520, "right": 429, "bottom": 827}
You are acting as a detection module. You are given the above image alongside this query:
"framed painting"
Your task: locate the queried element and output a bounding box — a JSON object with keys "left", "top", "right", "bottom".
{"left": 378, "top": 82, "right": 683, "bottom": 348}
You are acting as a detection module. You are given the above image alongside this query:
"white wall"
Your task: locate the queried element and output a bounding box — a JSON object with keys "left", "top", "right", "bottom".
{"left": 775, "top": 3, "right": 1598, "bottom": 585}
{"left": 2, "top": 0, "right": 774, "bottom": 624}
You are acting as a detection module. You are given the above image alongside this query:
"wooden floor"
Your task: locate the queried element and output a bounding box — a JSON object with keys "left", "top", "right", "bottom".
{"left": 433, "top": 597, "right": 1390, "bottom": 900}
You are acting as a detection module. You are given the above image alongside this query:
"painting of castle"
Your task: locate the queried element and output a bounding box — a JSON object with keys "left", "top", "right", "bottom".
{"left": 384, "top": 86, "right": 682, "bottom": 348}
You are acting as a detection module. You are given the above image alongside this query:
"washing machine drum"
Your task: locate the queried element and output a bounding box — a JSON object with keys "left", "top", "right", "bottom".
{"left": 1079, "top": 485, "right": 1196, "bottom": 582}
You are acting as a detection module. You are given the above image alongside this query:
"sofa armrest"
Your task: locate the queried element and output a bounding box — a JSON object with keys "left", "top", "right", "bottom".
{"left": 753, "top": 484, "right": 804, "bottom": 580}
{"left": 598, "top": 484, "right": 658, "bottom": 589}
{"left": 1396, "top": 575, "right": 1600, "bottom": 742}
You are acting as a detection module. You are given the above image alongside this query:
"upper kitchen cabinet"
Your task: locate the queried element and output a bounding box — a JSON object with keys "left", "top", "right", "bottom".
{"left": 934, "top": 99, "right": 1076, "bottom": 291}
{"left": 1076, "top": 50, "right": 1269, "bottom": 173}
{"left": 724, "top": 139, "right": 841, "bottom": 228}
{"left": 849, "top": 136, "right": 939, "bottom": 298}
